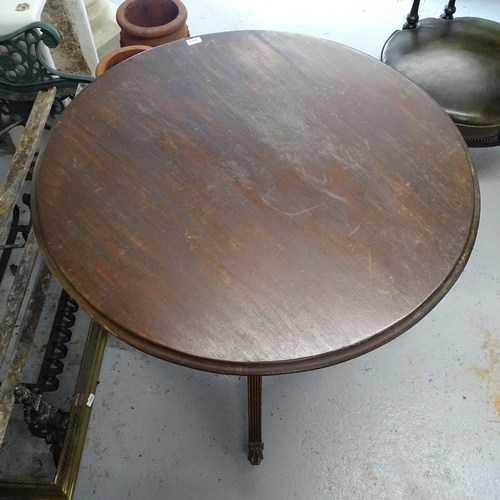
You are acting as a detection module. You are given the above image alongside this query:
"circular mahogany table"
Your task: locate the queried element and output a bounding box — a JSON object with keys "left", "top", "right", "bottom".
{"left": 33, "top": 31, "right": 480, "bottom": 464}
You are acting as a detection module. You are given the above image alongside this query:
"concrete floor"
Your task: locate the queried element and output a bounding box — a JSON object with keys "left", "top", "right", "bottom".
{"left": 5, "top": 0, "right": 500, "bottom": 498}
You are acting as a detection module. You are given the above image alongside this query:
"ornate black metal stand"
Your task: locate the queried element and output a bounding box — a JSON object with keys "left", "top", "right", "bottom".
{"left": 1, "top": 188, "right": 79, "bottom": 394}
{"left": 0, "top": 180, "right": 79, "bottom": 465}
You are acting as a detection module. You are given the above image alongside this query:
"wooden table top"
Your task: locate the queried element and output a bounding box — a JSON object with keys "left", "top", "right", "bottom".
{"left": 33, "top": 31, "right": 479, "bottom": 375}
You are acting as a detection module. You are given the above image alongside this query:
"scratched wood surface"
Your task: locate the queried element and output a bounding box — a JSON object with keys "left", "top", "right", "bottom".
{"left": 32, "top": 31, "right": 479, "bottom": 375}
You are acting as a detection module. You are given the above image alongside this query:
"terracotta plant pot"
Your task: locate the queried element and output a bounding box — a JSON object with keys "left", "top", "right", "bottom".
{"left": 95, "top": 45, "right": 151, "bottom": 76}
{"left": 116, "top": 0, "right": 190, "bottom": 47}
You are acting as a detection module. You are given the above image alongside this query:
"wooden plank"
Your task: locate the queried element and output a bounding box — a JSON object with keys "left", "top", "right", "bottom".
{"left": 0, "top": 229, "right": 39, "bottom": 366}
{"left": 0, "top": 87, "right": 56, "bottom": 235}
{"left": 0, "top": 260, "right": 52, "bottom": 444}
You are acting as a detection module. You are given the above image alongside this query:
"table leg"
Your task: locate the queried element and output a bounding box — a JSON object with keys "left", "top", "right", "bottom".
{"left": 247, "top": 375, "right": 264, "bottom": 465}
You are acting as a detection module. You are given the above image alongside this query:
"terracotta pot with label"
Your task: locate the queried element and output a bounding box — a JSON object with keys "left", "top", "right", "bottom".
{"left": 116, "top": 0, "right": 189, "bottom": 47}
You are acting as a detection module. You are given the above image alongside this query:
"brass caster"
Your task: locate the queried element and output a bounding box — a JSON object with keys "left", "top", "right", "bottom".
{"left": 248, "top": 441, "right": 264, "bottom": 465}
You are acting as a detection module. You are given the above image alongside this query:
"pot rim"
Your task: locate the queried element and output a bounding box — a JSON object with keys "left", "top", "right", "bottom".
{"left": 116, "top": 0, "right": 188, "bottom": 38}
{"left": 95, "top": 45, "right": 151, "bottom": 76}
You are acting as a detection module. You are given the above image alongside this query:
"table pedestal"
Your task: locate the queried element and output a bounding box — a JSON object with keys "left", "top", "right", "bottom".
{"left": 247, "top": 376, "right": 263, "bottom": 465}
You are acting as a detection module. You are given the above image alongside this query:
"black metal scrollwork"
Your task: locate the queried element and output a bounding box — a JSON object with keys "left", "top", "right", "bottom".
{"left": 36, "top": 290, "right": 79, "bottom": 393}
{"left": 14, "top": 385, "right": 69, "bottom": 465}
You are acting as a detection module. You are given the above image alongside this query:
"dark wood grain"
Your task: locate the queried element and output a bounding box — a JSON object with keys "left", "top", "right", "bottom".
{"left": 32, "top": 31, "right": 479, "bottom": 375}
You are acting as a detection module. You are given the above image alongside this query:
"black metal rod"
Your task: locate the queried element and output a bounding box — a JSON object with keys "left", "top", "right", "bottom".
{"left": 441, "top": 0, "right": 457, "bottom": 20}
{"left": 403, "top": 0, "right": 421, "bottom": 30}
